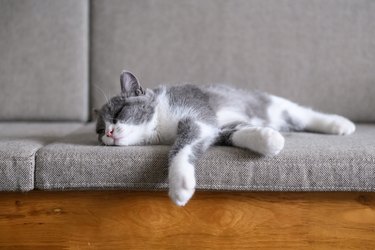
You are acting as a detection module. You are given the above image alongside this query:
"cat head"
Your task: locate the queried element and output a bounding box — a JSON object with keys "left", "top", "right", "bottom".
{"left": 95, "top": 71, "right": 157, "bottom": 146}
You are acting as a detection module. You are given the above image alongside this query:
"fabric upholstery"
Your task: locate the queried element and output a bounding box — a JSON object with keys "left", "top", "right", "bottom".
{"left": 35, "top": 123, "right": 375, "bottom": 191}
{"left": 90, "top": 0, "right": 375, "bottom": 122}
{"left": 0, "top": 123, "right": 82, "bottom": 191}
{"left": 0, "top": 0, "right": 88, "bottom": 121}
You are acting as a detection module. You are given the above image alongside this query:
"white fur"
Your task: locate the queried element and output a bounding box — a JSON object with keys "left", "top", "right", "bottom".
{"left": 153, "top": 88, "right": 212, "bottom": 144}
{"left": 168, "top": 146, "right": 196, "bottom": 206}
{"left": 112, "top": 122, "right": 155, "bottom": 146}
{"left": 216, "top": 108, "right": 250, "bottom": 127}
{"left": 267, "top": 96, "right": 309, "bottom": 130}
{"left": 154, "top": 89, "right": 179, "bottom": 144}
{"left": 232, "top": 126, "right": 285, "bottom": 156}
{"left": 196, "top": 121, "right": 220, "bottom": 145}
{"left": 101, "top": 135, "right": 114, "bottom": 145}
{"left": 249, "top": 117, "right": 266, "bottom": 127}
{"left": 101, "top": 117, "right": 158, "bottom": 146}
{"left": 306, "top": 114, "right": 356, "bottom": 135}
{"left": 268, "top": 95, "right": 355, "bottom": 135}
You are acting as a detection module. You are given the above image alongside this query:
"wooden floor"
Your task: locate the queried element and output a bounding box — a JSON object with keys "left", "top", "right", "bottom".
{"left": 0, "top": 191, "right": 375, "bottom": 249}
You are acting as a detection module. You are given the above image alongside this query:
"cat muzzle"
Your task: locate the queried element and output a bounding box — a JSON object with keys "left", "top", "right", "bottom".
{"left": 106, "top": 128, "right": 115, "bottom": 138}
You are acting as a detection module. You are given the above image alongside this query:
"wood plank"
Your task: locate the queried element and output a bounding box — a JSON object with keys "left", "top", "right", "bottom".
{"left": 0, "top": 191, "right": 374, "bottom": 249}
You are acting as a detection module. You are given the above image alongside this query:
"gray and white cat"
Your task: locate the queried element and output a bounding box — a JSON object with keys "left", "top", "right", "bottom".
{"left": 95, "top": 71, "right": 356, "bottom": 206}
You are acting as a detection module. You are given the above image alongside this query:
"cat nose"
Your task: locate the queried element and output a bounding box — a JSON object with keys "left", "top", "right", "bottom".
{"left": 106, "top": 128, "right": 114, "bottom": 138}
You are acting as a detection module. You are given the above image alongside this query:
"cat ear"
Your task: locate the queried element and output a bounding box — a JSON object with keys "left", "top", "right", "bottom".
{"left": 120, "top": 71, "right": 145, "bottom": 97}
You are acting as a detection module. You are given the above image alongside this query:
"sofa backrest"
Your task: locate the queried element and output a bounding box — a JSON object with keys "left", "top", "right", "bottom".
{"left": 0, "top": 0, "right": 88, "bottom": 121}
{"left": 1, "top": 0, "right": 374, "bottom": 122}
{"left": 90, "top": 0, "right": 375, "bottom": 122}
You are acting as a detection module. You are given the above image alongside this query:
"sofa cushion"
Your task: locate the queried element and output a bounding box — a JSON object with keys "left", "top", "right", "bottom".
{"left": 91, "top": 0, "right": 375, "bottom": 122}
{"left": 0, "top": 123, "right": 82, "bottom": 191}
{"left": 0, "top": 0, "right": 88, "bottom": 121}
{"left": 35, "top": 123, "right": 375, "bottom": 191}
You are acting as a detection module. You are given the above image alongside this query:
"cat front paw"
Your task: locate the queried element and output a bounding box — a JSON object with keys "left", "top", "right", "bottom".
{"left": 168, "top": 163, "right": 196, "bottom": 206}
{"left": 328, "top": 116, "right": 356, "bottom": 135}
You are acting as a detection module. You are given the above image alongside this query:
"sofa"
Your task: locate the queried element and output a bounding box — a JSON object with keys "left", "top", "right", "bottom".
{"left": 1, "top": 0, "right": 375, "bottom": 248}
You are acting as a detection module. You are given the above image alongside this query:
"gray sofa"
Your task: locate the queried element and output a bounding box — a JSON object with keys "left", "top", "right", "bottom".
{"left": 1, "top": 0, "right": 375, "bottom": 194}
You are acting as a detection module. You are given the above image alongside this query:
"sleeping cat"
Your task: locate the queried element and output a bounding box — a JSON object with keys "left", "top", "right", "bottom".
{"left": 95, "top": 70, "right": 356, "bottom": 206}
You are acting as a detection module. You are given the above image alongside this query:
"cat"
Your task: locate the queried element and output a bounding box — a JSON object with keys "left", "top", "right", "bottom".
{"left": 95, "top": 70, "right": 356, "bottom": 206}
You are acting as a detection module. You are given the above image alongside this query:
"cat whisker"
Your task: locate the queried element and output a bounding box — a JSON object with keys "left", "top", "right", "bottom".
{"left": 93, "top": 84, "right": 110, "bottom": 104}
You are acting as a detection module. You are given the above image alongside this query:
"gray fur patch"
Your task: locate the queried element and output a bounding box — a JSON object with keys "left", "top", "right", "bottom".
{"left": 281, "top": 110, "right": 304, "bottom": 132}
{"left": 98, "top": 96, "right": 125, "bottom": 124}
{"left": 215, "top": 122, "right": 249, "bottom": 146}
{"left": 116, "top": 96, "right": 156, "bottom": 125}
{"left": 245, "top": 90, "right": 271, "bottom": 122}
{"left": 206, "top": 85, "right": 271, "bottom": 123}
{"left": 97, "top": 90, "right": 158, "bottom": 126}
{"left": 96, "top": 115, "right": 106, "bottom": 144}
{"left": 167, "top": 85, "right": 217, "bottom": 125}
{"left": 215, "top": 130, "right": 234, "bottom": 146}
{"left": 169, "top": 118, "right": 200, "bottom": 162}
{"left": 188, "top": 141, "right": 205, "bottom": 164}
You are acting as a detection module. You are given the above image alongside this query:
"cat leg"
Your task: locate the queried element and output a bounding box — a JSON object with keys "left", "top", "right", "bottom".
{"left": 304, "top": 112, "right": 356, "bottom": 135}
{"left": 272, "top": 96, "right": 356, "bottom": 135}
{"left": 168, "top": 118, "right": 218, "bottom": 206}
{"left": 219, "top": 123, "right": 285, "bottom": 156}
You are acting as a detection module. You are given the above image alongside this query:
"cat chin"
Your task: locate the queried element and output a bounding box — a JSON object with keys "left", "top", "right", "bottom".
{"left": 101, "top": 136, "right": 115, "bottom": 146}
{"left": 115, "top": 137, "right": 144, "bottom": 146}
{"left": 113, "top": 139, "right": 131, "bottom": 146}
{"left": 101, "top": 133, "right": 147, "bottom": 146}
{"left": 101, "top": 137, "right": 131, "bottom": 146}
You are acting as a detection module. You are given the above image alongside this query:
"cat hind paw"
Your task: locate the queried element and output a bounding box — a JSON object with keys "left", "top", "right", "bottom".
{"left": 328, "top": 116, "right": 356, "bottom": 135}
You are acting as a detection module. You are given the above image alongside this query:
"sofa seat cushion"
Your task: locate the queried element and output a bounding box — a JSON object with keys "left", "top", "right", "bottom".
{"left": 0, "top": 122, "right": 82, "bottom": 191}
{"left": 35, "top": 123, "right": 375, "bottom": 191}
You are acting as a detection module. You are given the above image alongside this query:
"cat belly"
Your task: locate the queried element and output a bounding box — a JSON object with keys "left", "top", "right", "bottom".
{"left": 157, "top": 123, "right": 178, "bottom": 144}
{"left": 216, "top": 108, "right": 264, "bottom": 127}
